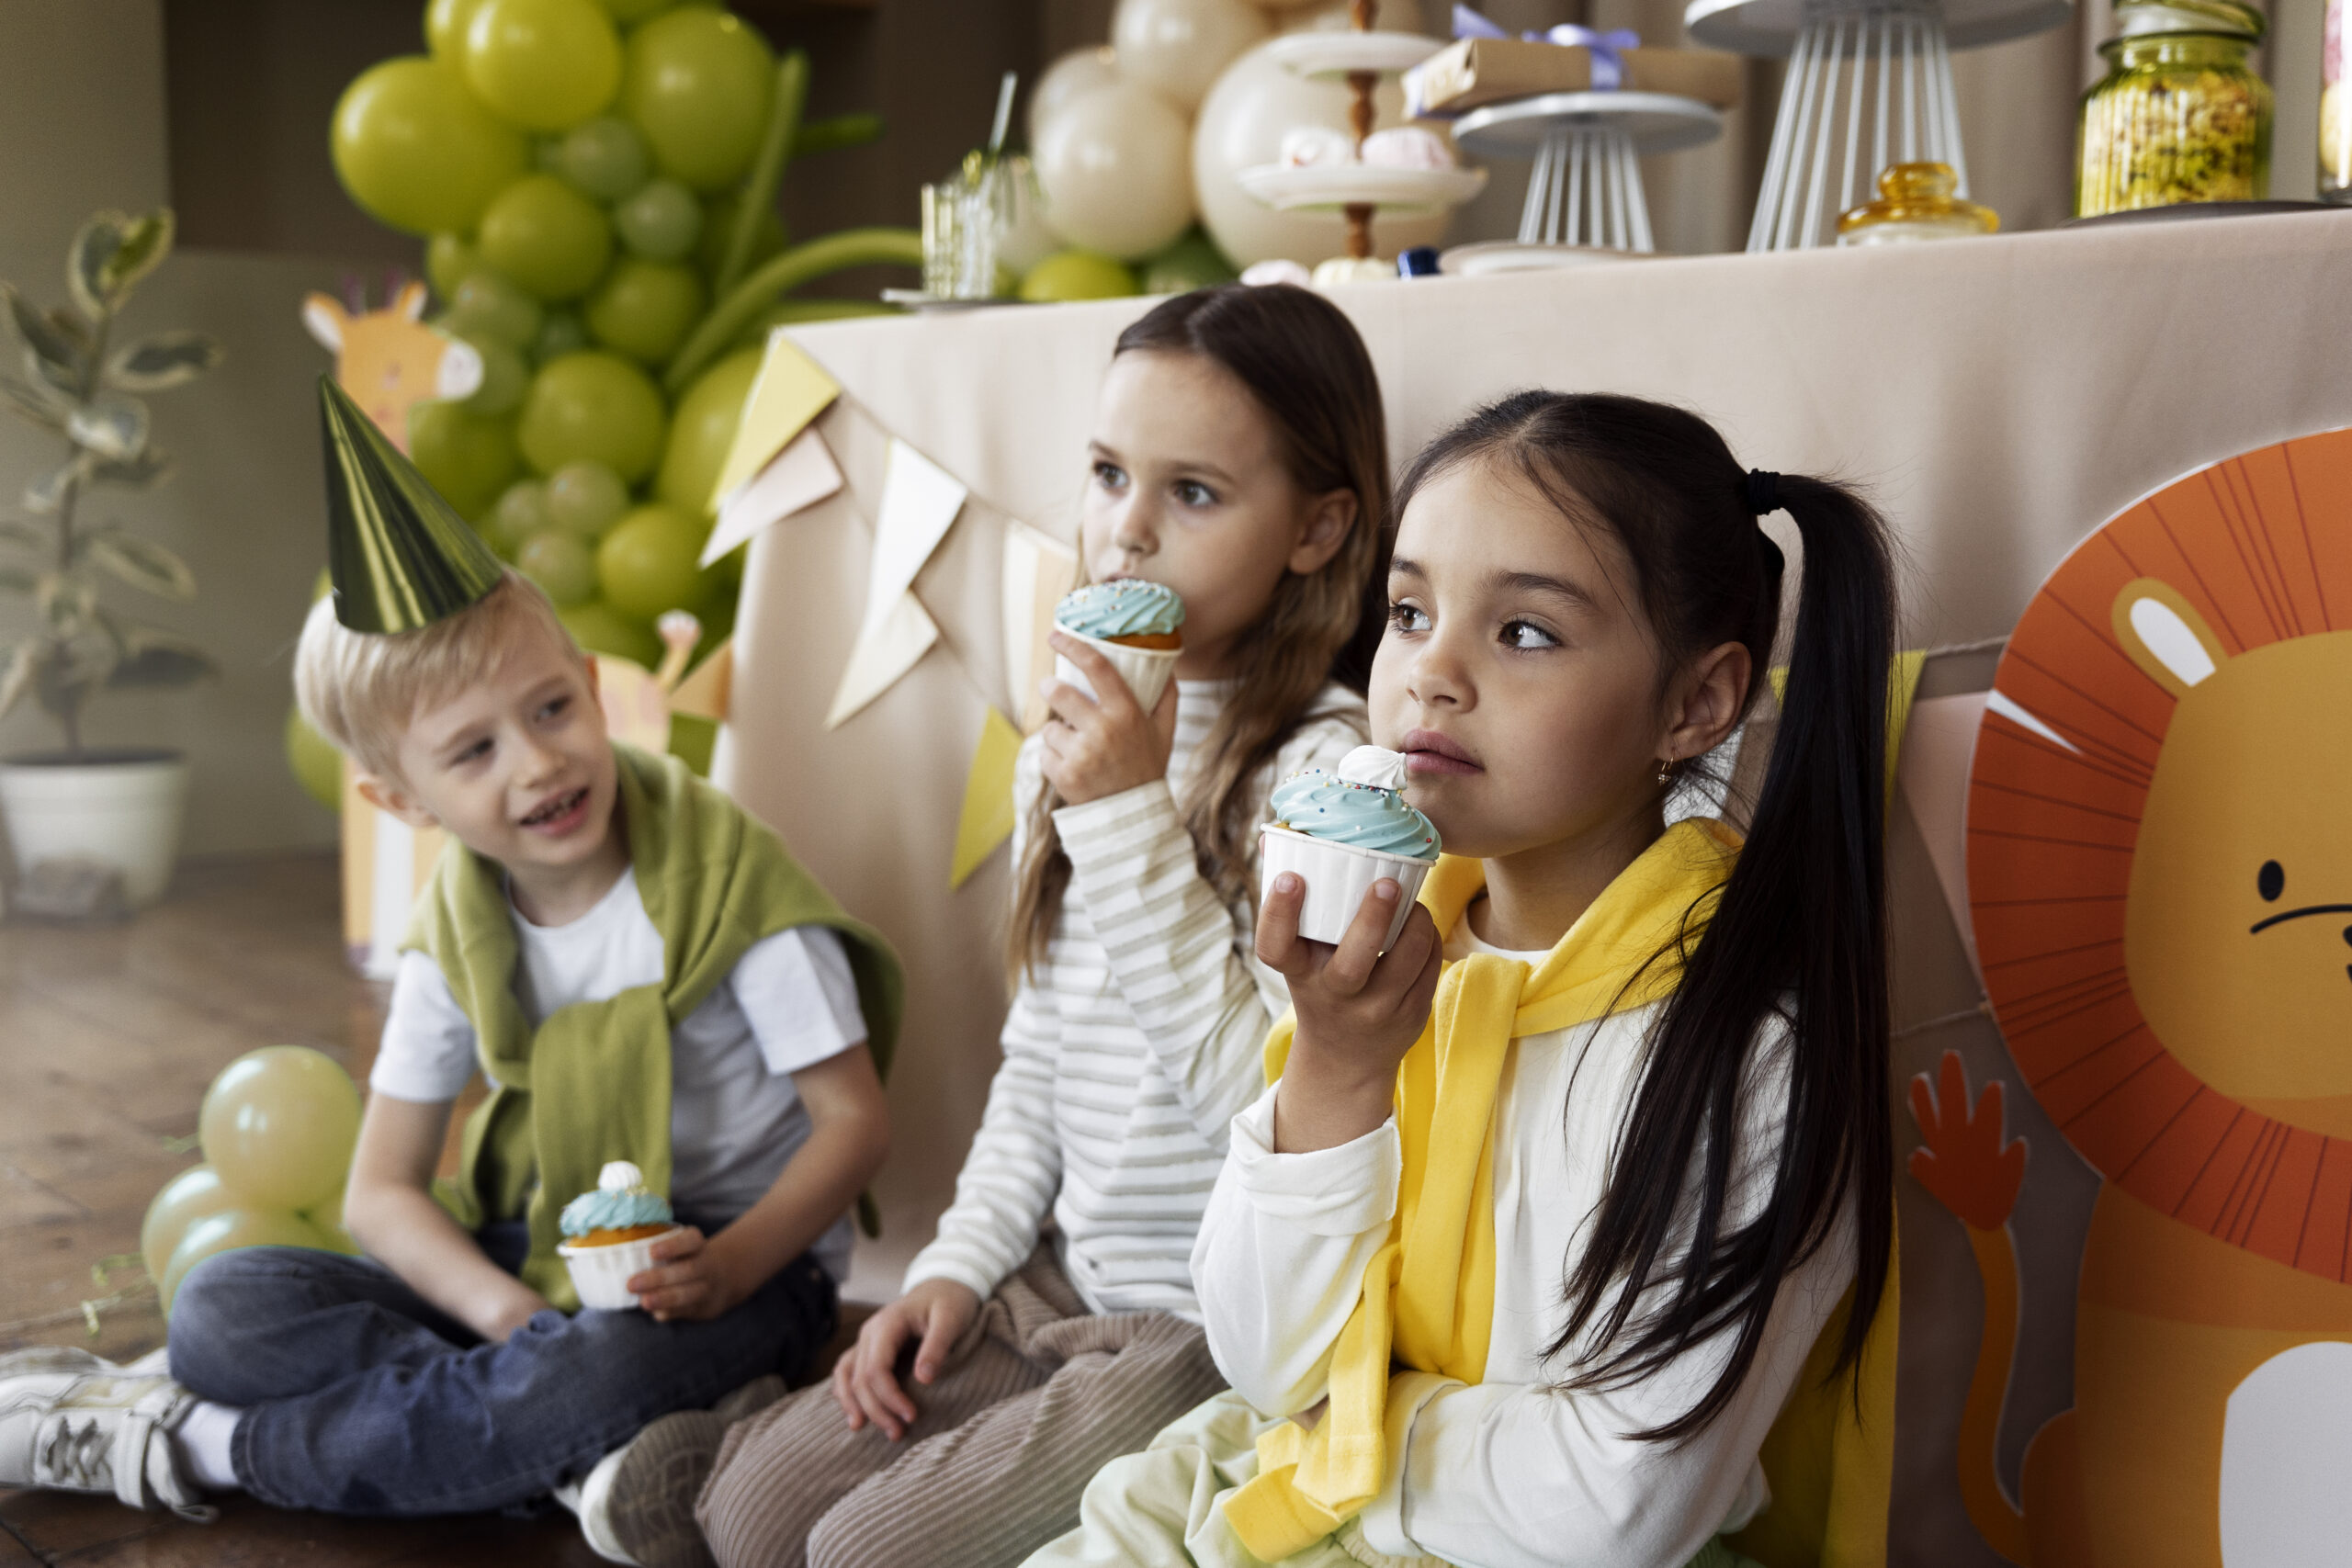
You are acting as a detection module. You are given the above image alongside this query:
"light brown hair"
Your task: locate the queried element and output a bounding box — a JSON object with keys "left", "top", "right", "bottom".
{"left": 1009, "top": 284, "right": 1392, "bottom": 976}
{"left": 294, "top": 569, "right": 582, "bottom": 781}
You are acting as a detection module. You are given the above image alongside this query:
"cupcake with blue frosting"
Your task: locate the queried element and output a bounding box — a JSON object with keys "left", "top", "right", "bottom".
{"left": 1053, "top": 580, "right": 1185, "bottom": 711}
{"left": 555, "top": 1160, "right": 682, "bottom": 1311}
{"left": 1261, "top": 745, "right": 1442, "bottom": 950}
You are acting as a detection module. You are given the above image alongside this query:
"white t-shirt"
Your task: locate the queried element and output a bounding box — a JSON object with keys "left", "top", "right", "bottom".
{"left": 371, "top": 867, "right": 868, "bottom": 1280}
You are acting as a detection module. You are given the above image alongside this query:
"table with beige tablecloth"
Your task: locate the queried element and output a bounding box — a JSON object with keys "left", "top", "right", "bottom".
{"left": 713, "top": 210, "right": 2352, "bottom": 1560}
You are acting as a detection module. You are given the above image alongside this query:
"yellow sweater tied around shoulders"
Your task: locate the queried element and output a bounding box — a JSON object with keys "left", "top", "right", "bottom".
{"left": 1223, "top": 818, "right": 1742, "bottom": 1562}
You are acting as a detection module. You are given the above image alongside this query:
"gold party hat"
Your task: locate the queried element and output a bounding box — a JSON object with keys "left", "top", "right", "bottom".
{"left": 319, "top": 376, "right": 503, "bottom": 633}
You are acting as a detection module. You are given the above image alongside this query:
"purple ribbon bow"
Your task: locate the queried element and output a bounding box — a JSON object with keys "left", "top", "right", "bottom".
{"left": 1450, "top": 4, "right": 1639, "bottom": 89}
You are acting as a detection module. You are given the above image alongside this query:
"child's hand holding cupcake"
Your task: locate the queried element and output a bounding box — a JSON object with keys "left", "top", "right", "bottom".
{"left": 1041, "top": 581, "right": 1187, "bottom": 806}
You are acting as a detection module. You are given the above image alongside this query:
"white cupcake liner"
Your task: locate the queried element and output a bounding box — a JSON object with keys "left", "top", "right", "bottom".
{"left": 558, "top": 1224, "right": 684, "bottom": 1311}
{"left": 1053, "top": 627, "right": 1181, "bottom": 712}
{"left": 1260, "top": 826, "right": 1434, "bottom": 951}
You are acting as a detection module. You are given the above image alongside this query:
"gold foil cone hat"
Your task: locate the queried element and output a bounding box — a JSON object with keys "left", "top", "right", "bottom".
{"left": 319, "top": 377, "right": 503, "bottom": 633}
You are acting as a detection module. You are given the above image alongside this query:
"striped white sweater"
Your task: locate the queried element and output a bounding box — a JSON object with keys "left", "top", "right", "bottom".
{"left": 901, "top": 679, "right": 1368, "bottom": 1321}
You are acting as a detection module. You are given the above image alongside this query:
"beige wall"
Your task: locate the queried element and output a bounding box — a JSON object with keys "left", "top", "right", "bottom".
{"left": 0, "top": 0, "right": 342, "bottom": 858}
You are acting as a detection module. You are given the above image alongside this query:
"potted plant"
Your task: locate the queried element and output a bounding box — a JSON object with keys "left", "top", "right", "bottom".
{"left": 0, "top": 209, "right": 221, "bottom": 910}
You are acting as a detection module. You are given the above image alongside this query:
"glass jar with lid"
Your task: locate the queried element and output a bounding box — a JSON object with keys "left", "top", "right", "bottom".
{"left": 1837, "top": 163, "right": 2000, "bottom": 245}
{"left": 2077, "top": 0, "right": 2271, "bottom": 219}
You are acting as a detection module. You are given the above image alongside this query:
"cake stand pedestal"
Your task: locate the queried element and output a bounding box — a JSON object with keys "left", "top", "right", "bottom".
{"left": 1449, "top": 91, "right": 1722, "bottom": 262}
{"left": 1685, "top": 0, "right": 2072, "bottom": 250}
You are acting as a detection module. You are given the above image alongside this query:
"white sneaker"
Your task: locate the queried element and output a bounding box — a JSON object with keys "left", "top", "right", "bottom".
{"left": 0, "top": 1348, "right": 212, "bottom": 1520}
{"left": 560, "top": 1408, "right": 724, "bottom": 1568}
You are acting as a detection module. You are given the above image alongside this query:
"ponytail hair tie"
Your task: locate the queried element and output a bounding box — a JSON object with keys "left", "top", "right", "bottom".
{"left": 1745, "top": 469, "right": 1782, "bottom": 516}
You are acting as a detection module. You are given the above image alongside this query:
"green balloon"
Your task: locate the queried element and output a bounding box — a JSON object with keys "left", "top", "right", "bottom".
{"left": 546, "top": 460, "right": 631, "bottom": 537}
{"left": 463, "top": 0, "right": 622, "bottom": 132}
{"left": 1020, "top": 250, "right": 1137, "bottom": 303}
{"left": 490, "top": 477, "right": 554, "bottom": 551}
{"left": 560, "top": 598, "right": 662, "bottom": 665}
{"left": 598, "top": 502, "right": 708, "bottom": 620}
{"left": 163, "top": 1210, "right": 339, "bottom": 1315}
{"left": 464, "top": 336, "right": 531, "bottom": 416}
{"left": 619, "top": 7, "right": 775, "bottom": 192}
{"left": 516, "top": 527, "right": 599, "bottom": 605}
{"left": 408, "top": 400, "right": 521, "bottom": 517}
{"left": 615, "top": 177, "right": 704, "bottom": 262}
{"left": 533, "top": 307, "right": 592, "bottom": 363}
{"left": 518, "top": 350, "right": 667, "bottom": 480}
{"left": 425, "top": 0, "right": 488, "bottom": 59}
{"left": 425, "top": 233, "right": 480, "bottom": 300}
{"left": 141, "top": 1166, "right": 241, "bottom": 1285}
{"left": 198, "top": 1046, "right": 364, "bottom": 1214}
{"left": 478, "top": 174, "right": 614, "bottom": 301}
{"left": 331, "top": 57, "right": 528, "bottom": 237}
{"left": 584, "top": 257, "right": 705, "bottom": 365}
{"left": 1141, "top": 228, "right": 1239, "bottom": 295}
{"left": 558, "top": 115, "right": 651, "bottom": 200}
{"left": 284, "top": 706, "right": 344, "bottom": 810}
{"left": 695, "top": 187, "right": 783, "bottom": 278}
{"left": 446, "top": 271, "right": 544, "bottom": 348}
{"left": 655, "top": 346, "right": 760, "bottom": 513}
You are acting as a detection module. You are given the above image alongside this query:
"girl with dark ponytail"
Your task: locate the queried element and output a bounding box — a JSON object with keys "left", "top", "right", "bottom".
{"left": 1027, "top": 391, "right": 1894, "bottom": 1568}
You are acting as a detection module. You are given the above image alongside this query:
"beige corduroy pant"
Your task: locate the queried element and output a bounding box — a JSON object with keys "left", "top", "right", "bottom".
{"left": 697, "top": 1244, "right": 1227, "bottom": 1568}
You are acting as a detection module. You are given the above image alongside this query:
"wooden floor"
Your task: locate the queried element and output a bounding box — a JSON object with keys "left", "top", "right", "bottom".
{"left": 0, "top": 852, "right": 603, "bottom": 1565}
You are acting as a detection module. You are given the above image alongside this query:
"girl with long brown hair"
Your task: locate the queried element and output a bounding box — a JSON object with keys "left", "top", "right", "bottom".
{"left": 695, "top": 283, "right": 1393, "bottom": 1568}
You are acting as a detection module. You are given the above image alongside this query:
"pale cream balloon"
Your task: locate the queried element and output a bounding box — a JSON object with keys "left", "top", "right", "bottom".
{"left": 1035, "top": 82, "right": 1198, "bottom": 260}
{"left": 1028, "top": 46, "right": 1121, "bottom": 148}
{"left": 1113, "top": 0, "right": 1271, "bottom": 113}
{"left": 1191, "top": 39, "right": 1451, "bottom": 268}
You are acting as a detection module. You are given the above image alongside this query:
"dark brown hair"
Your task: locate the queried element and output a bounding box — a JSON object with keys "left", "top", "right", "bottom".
{"left": 1396, "top": 391, "right": 1894, "bottom": 1442}
{"left": 1009, "top": 284, "right": 1391, "bottom": 976}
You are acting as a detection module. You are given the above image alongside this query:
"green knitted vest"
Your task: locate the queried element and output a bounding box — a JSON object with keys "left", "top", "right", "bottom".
{"left": 405, "top": 741, "right": 903, "bottom": 1310}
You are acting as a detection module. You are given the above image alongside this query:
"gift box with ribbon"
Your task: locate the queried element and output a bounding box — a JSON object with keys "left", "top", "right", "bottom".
{"left": 1406, "top": 5, "right": 1743, "bottom": 118}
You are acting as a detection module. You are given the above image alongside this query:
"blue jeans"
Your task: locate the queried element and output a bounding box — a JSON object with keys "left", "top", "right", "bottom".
{"left": 165, "top": 1221, "right": 834, "bottom": 1517}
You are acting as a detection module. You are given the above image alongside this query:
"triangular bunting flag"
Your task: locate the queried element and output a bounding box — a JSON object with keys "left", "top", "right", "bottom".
{"left": 824, "top": 438, "right": 968, "bottom": 729}
{"left": 709, "top": 335, "right": 841, "bottom": 513}
{"left": 951, "top": 705, "right": 1024, "bottom": 889}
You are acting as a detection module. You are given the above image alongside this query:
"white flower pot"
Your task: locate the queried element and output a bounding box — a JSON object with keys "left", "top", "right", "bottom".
{"left": 0, "top": 750, "right": 190, "bottom": 908}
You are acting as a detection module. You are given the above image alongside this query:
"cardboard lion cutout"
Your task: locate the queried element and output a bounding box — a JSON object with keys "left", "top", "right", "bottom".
{"left": 1922, "top": 427, "right": 2352, "bottom": 1566}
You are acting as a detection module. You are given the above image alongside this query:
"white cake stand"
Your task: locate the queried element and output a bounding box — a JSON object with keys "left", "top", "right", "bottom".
{"left": 1451, "top": 91, "right": 1722, "bottom": 254}
{"left": 1685, "top": 0, "right": 2073, "bottom": 250}
{"left": 1243, "top": 9, "right": 1487, "bottom": 263}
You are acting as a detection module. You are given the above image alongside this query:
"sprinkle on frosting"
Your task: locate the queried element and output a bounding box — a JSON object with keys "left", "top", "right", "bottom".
{"left": 1055, "top": 580, "right": 1186, "bottom": 640}
{"left": 1268, "top": 748, "right": 1441, "bottom": 860}
{"left": 560, "top": 1159, "right": 673, "bottom": 1239}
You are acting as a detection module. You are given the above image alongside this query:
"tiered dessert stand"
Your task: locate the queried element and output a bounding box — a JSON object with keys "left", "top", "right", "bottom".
{"left": 1685, "top": 0, "right": 2071, "bottom": 250}
{"left": 1237, "top": 0, "right": 1486, "bottom": 266}
{"left": 1445, "top": 90, "right": 1722, "bottom": 271}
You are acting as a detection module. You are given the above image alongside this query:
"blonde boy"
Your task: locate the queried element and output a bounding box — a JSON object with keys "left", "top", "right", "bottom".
{"left": 0, "top": 534, "right": 899, "bottom": 1568}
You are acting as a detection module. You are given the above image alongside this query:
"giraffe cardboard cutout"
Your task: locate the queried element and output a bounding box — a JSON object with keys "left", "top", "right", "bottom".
{"left": 1921, "top": 426, "right": 2352, "bottom": 1565}
{"left": 300, "top": 280, "right": 481, "bottom": 455}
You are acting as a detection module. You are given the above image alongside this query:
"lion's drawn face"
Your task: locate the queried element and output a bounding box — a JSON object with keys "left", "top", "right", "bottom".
{"left": 2122, "top": 582, "right": 2352, "bottom": 1125}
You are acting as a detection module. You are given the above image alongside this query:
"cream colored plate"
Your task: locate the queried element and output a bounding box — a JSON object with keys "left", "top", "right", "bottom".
{"left": 1437, "top": 242, "right": 1661, "bottom": 276}
{"left": 1265, "top": 31, "right": 1446, "bottom": 79}
{"left": 1238, "top": 164, "right": 1487, "bottom": 213}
